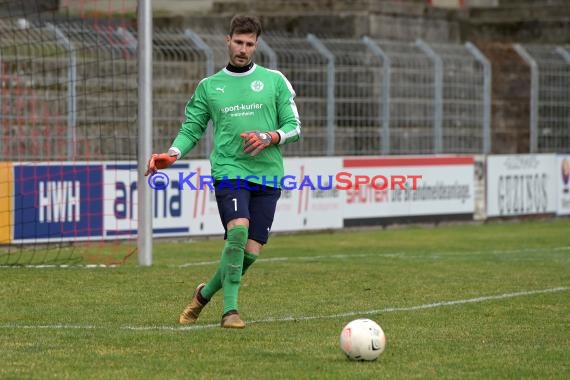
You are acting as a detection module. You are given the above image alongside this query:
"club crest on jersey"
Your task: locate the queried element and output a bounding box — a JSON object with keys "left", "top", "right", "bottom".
{"left": 251, "top": 80, "right": 264, "bottom": 92}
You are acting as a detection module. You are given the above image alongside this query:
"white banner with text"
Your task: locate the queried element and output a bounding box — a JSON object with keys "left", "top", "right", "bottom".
{"left": 486, "top": 154, "right": 557, "bottom": 217}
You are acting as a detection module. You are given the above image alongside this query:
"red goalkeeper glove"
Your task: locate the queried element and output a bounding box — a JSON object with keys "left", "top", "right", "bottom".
{"left": 144, "top": 152, "right": 177, "bottom": 176}
{"left": 240, "top": 131, "right": 280, "bottom": 156}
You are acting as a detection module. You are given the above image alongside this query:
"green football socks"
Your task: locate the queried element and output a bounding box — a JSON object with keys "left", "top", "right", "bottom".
{"left": 200, "top": 267, "right": 222, "bottom": 301}
{"left": 200, "top": 225, "right": 248, "bottom": 314}
{"left": 200, "top": 249, "right": 259, "bottom": 301}
{"left": 221, "top": 225, "right": 247, "bottom": 314}
{"left": 242, "top": 251, "right": 258, "bottom": 275}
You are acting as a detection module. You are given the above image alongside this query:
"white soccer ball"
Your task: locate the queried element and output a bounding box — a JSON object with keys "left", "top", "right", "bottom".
{"left": 340, "top": 318, "right": 386, "bottom": 361}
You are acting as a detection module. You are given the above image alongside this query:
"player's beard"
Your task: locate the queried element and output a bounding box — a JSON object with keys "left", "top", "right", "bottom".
{"left": 232, "top": 54, "right": 251, "bottom": 67}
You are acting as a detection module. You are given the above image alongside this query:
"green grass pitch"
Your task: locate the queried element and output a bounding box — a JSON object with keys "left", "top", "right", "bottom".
{"left": 1, "top": 219, "right": 569, "bottom": 379}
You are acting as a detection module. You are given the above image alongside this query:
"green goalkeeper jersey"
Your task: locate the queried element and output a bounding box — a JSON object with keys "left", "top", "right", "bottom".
{"left": 170, "top": 63, "right": 301, "bottom": 188}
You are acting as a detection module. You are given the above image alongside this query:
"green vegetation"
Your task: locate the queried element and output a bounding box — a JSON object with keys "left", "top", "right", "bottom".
{"left": 1, "top": 219, "right": 569, "bottom": 379}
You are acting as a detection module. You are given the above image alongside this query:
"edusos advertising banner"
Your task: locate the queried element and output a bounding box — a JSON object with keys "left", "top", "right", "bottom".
{"left": 486, "top": 154, "right": 557, "bottom": 217}
{"left": 341, "top": 156, "right": 475, "bottom": 226}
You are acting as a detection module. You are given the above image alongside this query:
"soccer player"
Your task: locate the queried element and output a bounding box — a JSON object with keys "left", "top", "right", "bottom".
{"left": 145, "top": 15, "right": 301, "bottom": 328}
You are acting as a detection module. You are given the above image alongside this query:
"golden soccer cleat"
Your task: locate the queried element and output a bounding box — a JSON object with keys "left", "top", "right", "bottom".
{"left": 220, "top": 311, "right": 246, "bottom": 329}
{"left": 179, "top": 283, "right": 207, "bottom": 325}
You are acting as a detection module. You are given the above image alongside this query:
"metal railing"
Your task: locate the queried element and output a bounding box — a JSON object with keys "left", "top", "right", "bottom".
{"left": 514, "top": 44, "right": 570, "bottom": 153}
{"left": 1, "top": 21, "right": 569, "bottom": 160}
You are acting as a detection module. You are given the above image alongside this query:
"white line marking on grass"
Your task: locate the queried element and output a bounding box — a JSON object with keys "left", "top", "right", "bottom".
{"left": 2, "top": 286, "right": 567, "bottom": 332}
{"left": 177, "top": 246, "right": 570, "bottom": 268}
{"left": 178, "top": 253, "right": 381, "bottom": 268}
{"left": 0, "top": 264, "right": 118, "bottom": 269}
{"left": 2, "top": 246, "right": 568, "bottom": 269}
{"left": 0, "top": 324, "right": 98, "bottom": 329}
{"left": 125, "top": 286, "right": 570, "bottom": 331}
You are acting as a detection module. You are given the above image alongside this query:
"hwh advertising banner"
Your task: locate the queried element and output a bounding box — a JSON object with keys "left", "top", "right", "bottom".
{"left": 13, "top": 163, "right": 104, "bottom": 242}
{"left": 557, "top": 155, "right": 570, "bottom": 216}
{"left": 341, "top": 156, "right": 475, "bottom": 225}
{"left": 486, "top": 154, "right": 557, "bottom": 217}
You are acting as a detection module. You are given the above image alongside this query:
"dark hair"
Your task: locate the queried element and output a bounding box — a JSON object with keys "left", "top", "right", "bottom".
{"left": 228, "top": 15, "right": 262, "bottom": 37}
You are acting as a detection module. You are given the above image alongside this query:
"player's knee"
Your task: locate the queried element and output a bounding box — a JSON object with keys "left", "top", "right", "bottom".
{"left": 227, "top": 225, "right": 248, "bottom": 251}
{"left": 224, "top": 225, "right": 247, "bottom": 283}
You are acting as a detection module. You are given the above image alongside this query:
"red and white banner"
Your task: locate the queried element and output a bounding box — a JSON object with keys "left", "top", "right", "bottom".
{"left": 272, "top": 157, "right": 343, "bottom": 232}
{"left": 341, "top": 156, "right": 475, "bottom": 225}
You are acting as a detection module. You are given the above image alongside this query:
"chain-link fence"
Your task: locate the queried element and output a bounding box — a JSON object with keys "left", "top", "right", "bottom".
{"left": 262, "top": 33, "right": 330, "bottom": 157}
{"left": 149, "top": 27, "right": 208, "bottom": 158}
{"left": 176, "top": 32, "right": 493, "bottom": 157}
{"left": 316, "top": 37, "right": 385, "bottom": 156}
{"left": 427, "top": 41, "right": 491, "bottom": 154}
{"left": 514, "top": 44, "right": 570, "bottom": 153}
{"left": 62, "top": 21, "right": 138, "bottom": 160}
{"left": 371, "top": 38, "right": 437, "bottom": 155}
{"left": 2, "top": 22, "right": 570, "bottom": 160}
{"left": 0, "top": 18, "right": 138, "bottom": 161}
{"left": 1, "top": 19, "right": 72, "bottom": 160}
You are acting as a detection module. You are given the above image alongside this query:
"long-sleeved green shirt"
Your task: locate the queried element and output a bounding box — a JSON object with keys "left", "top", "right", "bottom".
{"left": 170, "top": 63, "right": 301, "bottom": 187}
